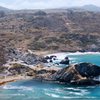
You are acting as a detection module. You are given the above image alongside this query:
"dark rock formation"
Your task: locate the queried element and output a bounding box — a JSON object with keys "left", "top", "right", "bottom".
{"left": 41, "top": 55, "right": 57, "bottom": 63}
{"left": 1, "top": 61, "right": 100, "bottom": 86}
{"left": 70, "top": 79, "right": 100, "bottom": 86}
{"left": 42, "top": 55, "right": 69, "bottom": 65}
{"left": 51, "top": 63, "right": 100, "bottom": 85}
{"left": 60, "top": 57, "right": 69, "bottom": 65}
{"left": 75, "top": 63, "right": 100, "bottom": 77}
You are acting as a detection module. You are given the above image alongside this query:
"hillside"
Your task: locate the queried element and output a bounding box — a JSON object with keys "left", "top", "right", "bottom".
{"left": 0, "top": 8, "right": 100, "bottom": 65}
{"left": 68, "top": 5, "right": 100, "bottom": 12}
{"left": 0, "top": 9, "right": 100, "bottom": 51}
{"left": 82, "top": 5, "right": 100, "bottom": 12}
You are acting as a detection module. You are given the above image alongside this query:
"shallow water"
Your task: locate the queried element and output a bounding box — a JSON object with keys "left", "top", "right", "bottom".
{"left": 1, "top": 79, "right": 100, "bottom": 100}
{"left": 68, "top": 53, "right": 100, "bottom": 66}
{"left": 47, "top": 53, "right": 100, "bottom": 67}
{"left": 0, "top": 53, "right": 100, "bottom": 100}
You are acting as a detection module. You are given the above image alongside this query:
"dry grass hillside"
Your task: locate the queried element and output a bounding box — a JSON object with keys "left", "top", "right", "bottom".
{"left": 0, "top": 10, "right": 100, "bottom": 53}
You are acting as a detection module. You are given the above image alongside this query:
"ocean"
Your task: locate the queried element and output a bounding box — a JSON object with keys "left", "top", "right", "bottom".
{"left": 0, "top": 53, "right": 100, "bottom": 100}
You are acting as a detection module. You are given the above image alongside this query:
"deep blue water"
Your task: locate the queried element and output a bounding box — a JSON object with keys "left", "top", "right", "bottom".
{"left": 0, "top": 53, "right": 100, "bottom": 100}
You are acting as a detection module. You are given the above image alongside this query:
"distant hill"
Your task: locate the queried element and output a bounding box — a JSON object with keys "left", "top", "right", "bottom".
{"left": 0, "top": 5, "right": 100, "bottom": 14}
{"left": 0, "top": 6, "right": 11, "bottom": 12}
{"left": 82, "top": 5, "right": 100, "bottom": 12}
{"left": 68, "top": 5, "right": 100, "bottom": 12}
{"left": 44, "top": 5, "right": 100, "bottom": 13}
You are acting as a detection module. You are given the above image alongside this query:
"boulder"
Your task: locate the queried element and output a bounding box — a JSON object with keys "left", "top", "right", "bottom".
{"left": 60, "top": 57, "right": 69, "bottom": 65}
{"left": 41, "top": 55, "right": 57, "bottom": 63}
{"left": 49, "top": 55, "right": 57, "bottom": 59}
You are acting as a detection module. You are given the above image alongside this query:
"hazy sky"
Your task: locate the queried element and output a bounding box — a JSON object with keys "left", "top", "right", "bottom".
{"left": 0, "top": 0, "right": 100, "bottom": 9}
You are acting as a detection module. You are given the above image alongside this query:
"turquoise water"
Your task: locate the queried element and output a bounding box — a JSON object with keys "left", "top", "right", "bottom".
{"left": 1, "top": 80, "right": 100, "bottom": 100}
{"left": 0, "top": 53, "right": 100, "bottom": 100}
{"left": 68, "top": 53, "right": 100, "bottom": 66}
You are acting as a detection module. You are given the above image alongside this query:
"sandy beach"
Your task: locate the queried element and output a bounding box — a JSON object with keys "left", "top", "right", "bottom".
{"left": 0, "top": 75, "right": 32, "bottom": 86}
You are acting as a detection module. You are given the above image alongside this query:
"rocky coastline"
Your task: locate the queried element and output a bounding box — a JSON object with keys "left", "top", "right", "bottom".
{"left": 1, "top": 62, "right": 100, "bottom": 86}
{"left": 0, "top": 49, "right": 100, "bottom": 86}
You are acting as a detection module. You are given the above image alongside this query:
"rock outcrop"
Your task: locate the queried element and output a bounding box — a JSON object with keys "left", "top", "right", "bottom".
{"left": 75, "top": 63, "right": 100, "bottom": 78}
{"left": 60, "top": 57, "right": 69, "bottom": 65}
{"left": 5, "top": 48, "right": 42, "bottom": 65}
{"left": 1, "top": 62, "right": 100, "bottom": 86}
{"left": 41, "top": 55, "right": 69, "bottom": 65}
{"left": 51, "top": 63, "right": 100, "bottom": 85}
{"left": 0, "top": 63, "right": 59, "bottom": 79}
{"left": 41, "top": 55, "right": 57, "bottom": 63}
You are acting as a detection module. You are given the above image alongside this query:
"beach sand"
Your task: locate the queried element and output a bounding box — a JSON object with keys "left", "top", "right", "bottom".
{"left": 0, "top": 75, "right": 32, "bottom": 86}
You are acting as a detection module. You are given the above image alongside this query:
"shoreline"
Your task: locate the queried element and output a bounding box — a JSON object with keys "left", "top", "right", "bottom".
{"left": 0, "top": 51, "right": 100, "bottom": 86}
{"left": 0, "top": 75, "right": 33, "bottom": 86}
{"left": 46, "top": 51, "right": 100, "bottom": 56}
{"left": 31, "top": 49, "right": 100, "bottom": 56}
